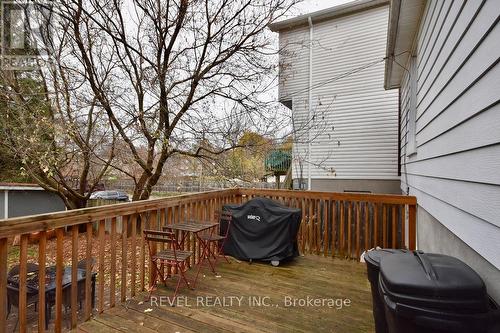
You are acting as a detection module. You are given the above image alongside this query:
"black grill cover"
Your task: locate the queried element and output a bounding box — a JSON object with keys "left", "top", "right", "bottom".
{"left": 222, "top": 197, "right": 301, "bottom": 262}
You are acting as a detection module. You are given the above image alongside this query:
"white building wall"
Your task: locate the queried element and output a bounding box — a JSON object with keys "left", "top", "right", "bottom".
{"left": 278, "top": 5, "right": 400, "bottom": 185}
{"left": 399, "top": 0, "right": 500, "bottom": 269}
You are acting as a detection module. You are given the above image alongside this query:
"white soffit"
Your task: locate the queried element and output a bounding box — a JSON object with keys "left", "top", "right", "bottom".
{"left": 385, "top": 0, "right": 426, "bottom": 89}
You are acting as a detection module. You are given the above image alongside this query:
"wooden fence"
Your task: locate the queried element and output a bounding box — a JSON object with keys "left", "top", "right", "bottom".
{"left": 0, "top": 188, "right": 416, "bottom": 332}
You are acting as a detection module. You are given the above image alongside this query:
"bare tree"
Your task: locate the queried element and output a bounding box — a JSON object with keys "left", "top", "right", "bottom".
{"left": 38, "top": 0, "right": 297, "bottom": 201}
{"left": 0, "top": 2, "right": 117, "bottom": 209}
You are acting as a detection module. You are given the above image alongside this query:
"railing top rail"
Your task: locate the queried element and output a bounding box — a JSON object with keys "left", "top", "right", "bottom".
{"left": 0, "top": 187, "right": 416, "bottom": 238}
{"left": 239, "top": 188, "right": 417, "bottom": 205}
{"left": 0, "top": 189, "right": 239, "bottom": 238}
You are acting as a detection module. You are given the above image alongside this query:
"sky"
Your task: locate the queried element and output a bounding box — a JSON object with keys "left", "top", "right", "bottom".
{"left": 292, "top": 0, "right": 357, "bottom": 16}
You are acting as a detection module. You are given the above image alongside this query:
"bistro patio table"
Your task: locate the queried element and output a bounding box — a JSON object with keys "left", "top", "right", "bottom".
{"left": 163, "top": 221, "right": 219, "bottom": 285}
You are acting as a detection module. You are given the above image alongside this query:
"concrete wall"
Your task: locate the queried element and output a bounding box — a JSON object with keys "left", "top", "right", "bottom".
{"left": 0, "top": 189, "right": 65, "bottom": 219}
{"left": 295, "top": 178, "right": 401, "bottom": 194}
{"left": 417, "top": 206, "right": 500, "bottom": 304}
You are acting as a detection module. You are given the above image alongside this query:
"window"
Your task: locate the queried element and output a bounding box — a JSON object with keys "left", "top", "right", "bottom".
{"left": 407, "top": 56, "right": 417, "bottom": 156}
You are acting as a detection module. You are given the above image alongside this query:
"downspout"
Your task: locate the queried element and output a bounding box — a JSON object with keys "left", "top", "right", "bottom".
{"left": 307, "top": 16, "right": 313, "bottom": 190}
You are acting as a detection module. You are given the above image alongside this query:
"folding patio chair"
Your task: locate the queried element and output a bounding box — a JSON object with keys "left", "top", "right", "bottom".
{"left": 144, "top": 229, "right": 193, "bottom": 304}
{"left": 199, "top": 210, "right": 232, "bottom": 265}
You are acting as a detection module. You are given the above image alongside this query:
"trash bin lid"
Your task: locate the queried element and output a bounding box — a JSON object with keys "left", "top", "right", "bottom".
{"left": 365, "top": 248, "right": 408, "bottom": 267}
{"left": 380, "top": 251, "right": 488, "bottom": 312}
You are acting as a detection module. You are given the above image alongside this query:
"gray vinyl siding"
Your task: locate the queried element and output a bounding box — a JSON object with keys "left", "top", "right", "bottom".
{"left": 0, "top": 192, "right": 5, "bottom": 219}
{"left": 278, "top": 5, "right": 399, "bottom": 181}
{"left": 399, "top": 0, "right": 500, "bottom": 268}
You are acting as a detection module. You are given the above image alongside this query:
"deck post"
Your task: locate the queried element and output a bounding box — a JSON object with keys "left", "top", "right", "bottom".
{"left": 0, "top": 238, "right": 7, "bottom": 333}
{"left": 408, "top": 204, "right": 417, "bottom": 250}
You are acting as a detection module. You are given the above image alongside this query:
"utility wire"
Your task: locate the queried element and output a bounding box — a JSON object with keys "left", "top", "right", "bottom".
{"left": 280, "top": 50, "right": 410, "bottom": 100}
{"left": 279, "top": 57, "right": 386, "bottom": 100}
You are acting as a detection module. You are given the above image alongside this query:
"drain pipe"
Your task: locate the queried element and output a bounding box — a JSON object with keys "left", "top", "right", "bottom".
{"left": 307, "top": 16, "right": 313, "bottom": 191}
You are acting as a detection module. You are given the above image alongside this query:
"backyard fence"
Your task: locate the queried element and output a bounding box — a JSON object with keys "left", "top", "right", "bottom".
{"left": 0, "top": 188, "right": 416, "bottom": 332}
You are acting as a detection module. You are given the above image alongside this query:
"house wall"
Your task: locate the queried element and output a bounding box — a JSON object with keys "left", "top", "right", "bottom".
{"left": 417, "top": 206, "right": 500, "bottom": 303}
{"left": 398, "top": 0, "right": 500, "bottom": 299}
{"left": 293, "top": 178, "right": 401, "bottom": 194}
{"left": 278, "top": 5, "right": 400, "bottom": 193}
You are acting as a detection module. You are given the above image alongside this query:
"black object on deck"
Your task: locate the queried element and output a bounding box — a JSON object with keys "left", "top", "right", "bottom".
{"left": 379, "top": 250, "right": 500, "bottom": 333}
{"left": 365, "top": 249, "right": 408, "bottom": 333}
{"left": 222, "top": 197, "right": 301, "bottom": 262}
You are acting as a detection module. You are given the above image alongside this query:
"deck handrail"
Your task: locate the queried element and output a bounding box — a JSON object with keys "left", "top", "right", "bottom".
{"left": 0, "top": 189, "right": 240, "bottom": 238}
{"left": 0, "top": 188, "right": 416, "bottom": 332}
{"left": 240, "top": 188, "right": 417, "bottom": 205}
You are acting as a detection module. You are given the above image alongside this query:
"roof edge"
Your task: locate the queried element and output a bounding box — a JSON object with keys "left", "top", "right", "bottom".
{"left": 384, "top": 0, "right": 401, "bottom": 89}
{"left": 384, "top": 0, "right": 426, "bottom": 89}
{"left": 269, "top": 0, "right": 389, "bottom": 32}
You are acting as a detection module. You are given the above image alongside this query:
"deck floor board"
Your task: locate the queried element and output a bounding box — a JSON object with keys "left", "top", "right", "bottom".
{"left": 77, "top": 255, "right": 374, "bottom": 333}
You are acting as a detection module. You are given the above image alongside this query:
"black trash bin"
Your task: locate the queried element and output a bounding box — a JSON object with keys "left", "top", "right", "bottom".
{"left": 365, "top": 249, "right": 408, "bottom": 333}
{"left": 379, "top": 250, "right": 500, "bottom": 333}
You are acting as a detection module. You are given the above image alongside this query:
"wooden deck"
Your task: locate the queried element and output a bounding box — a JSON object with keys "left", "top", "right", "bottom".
{"left": 76, "top": 255, "right": 374, "bottom": 333}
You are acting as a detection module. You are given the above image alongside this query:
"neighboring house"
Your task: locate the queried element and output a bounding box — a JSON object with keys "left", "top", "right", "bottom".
{"left": 269, "top": 0, "right": 400, "bottom": 194}
{"left": 0, "top": 183, "right": 65, "bottom": 219}
{"left": 385, "top": 0, "right": 500, "bottom": 302}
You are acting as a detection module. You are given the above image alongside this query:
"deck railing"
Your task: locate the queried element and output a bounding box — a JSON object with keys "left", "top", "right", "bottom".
{"left": 0, "top": 188, "right": 416, "bottom": 332}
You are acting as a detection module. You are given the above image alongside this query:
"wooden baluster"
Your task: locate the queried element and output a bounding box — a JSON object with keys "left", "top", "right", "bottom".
{"left": 98, "top": 219, "right": 105, "bottom": 313}
{"left": 194, "top": 202, "right": 199, "bottom": 265}
{"left": 148, "top": 210, "right": 157, "bottom": 287}
{"left": 131, "top": 214, "right": 137, "bottom": 297}
{"left": 84, "top": 222, "right": 93, "bottom": 321}
{"left": 300, "top": 198, "right": 306, "bottom": 254}
{"left": 316, "top": 200, "right": 321, "bottom": 255}
{"left": 308, "top": 199, "right": 313, "bottom": 254}
{"left": 364, "top": 203, "right": 369, "bottom": 253}
{"left": 34, "top": 231, "right": 47, "bottom": 332}
{"left": 140, "top": 213, "right": 145, "bottom": 292}
{"left": 38, "top": 231, "right": 47, "bottom": 332}
{"left": 347, "top": 202, "right": 352, "bottom": 258}
{"left": 340, "top": 202, "right": 345, "bottom": 257}
{"left": 197, "top": 204, "right": 202, "bottom": 264}
{"left": 374, "top": 204, "right": 379, "bottom": 247}
{"left": 172, "top": 206, "right": 178, "bottom": 274}
{"left": 356, "top": 202, "right": 361, "bottom": 259}
{"left": 19, "top": 234, "right": 28, "bottom": 333}
{"left": 186, "top": 203, "right": 191, "bottom": 266}
{"left": 121, "top": 216, "right": 128, "bottom": 303}
{"left": 401, "top": 205, "right": 406, "bottom": 249}
{"left": 0, "top": 238, "right": 7, "bottom": 332}
{"left": 408, "top": 204, "right": 417, "bottom": 250}
{"left": 166, "top": 207, "right": 174, "bottom": 273}
{"left": 160, "top": 208, "right": 166, "bottom": 275}
{"left": 392, "top": 206, "right": 397, "bottom": 248}
{"left": 55, "top": 228, "right": 64, "bottom": 333}
{"left": 331, "top": 201, "right": 337, "bottom": 257}
{"left": 110, "top": 217, "right": 117, "bottom": 307}
{"left": 383, "top": 205, "right": 388, "bottom": 248}
{"left": 323, "top": 199, "right": 329, "bottom": 257}
{"left": 71, "top": 226, "right": 78, "bottom": 328}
